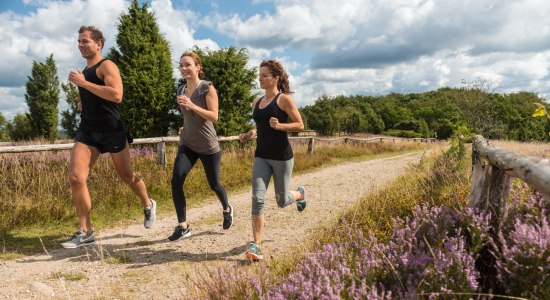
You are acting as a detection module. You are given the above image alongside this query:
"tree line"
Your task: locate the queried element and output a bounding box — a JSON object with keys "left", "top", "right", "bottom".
{"left": 301, "top": 81, "right": 550, "bottom": 141}
{"left": 1, "top": 0, "right": 548, "bottom": 143}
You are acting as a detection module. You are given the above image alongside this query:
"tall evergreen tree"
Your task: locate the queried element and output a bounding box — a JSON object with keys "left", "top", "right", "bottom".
{"left": 60, "top": 82, "right": 80, "bottom": 138}
{"left": 25, "top": 54, "right": 59, "bottom": 141}
{"left": 107, "top": 0, "right": 175, "bottom": 137}
{"left": 191, "top": 47, "right": 257, "bottom": 136}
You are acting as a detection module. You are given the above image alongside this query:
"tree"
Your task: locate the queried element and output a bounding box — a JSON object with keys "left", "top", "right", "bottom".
{"left": 107, "top": 0, "right": 175, "bottom": 137}
{"left": 0, "top": 113, "right": 8, "bottom": 141}
{"left": 191, "top": 47, "right": 257, "bottom": 136}
{"left": 25, "top": 54, "right": 59, "bottom": 141}
{"left": 301, "top": 96, "right": 338, "bottom": 136}
{"left": 7, "top": 114, "right": 32, "bottom": 141}
{"left": 60, "top": 82, "right": 80, "bottom": 139}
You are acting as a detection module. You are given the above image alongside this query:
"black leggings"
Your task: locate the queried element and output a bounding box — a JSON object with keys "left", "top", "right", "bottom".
{"left": 171, "top": 144, "right": 228, "bottom": 223}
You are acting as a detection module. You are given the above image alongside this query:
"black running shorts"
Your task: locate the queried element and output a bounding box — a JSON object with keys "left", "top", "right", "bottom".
{"left": 75, "top": 130, "right": 130, "bottom": 154}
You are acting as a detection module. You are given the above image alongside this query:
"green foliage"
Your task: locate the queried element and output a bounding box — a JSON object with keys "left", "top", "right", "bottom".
{"left": 25, "top": 54, "right": 59, "bottom": 141}
{"left": 6, "top": 114, "right": 32, "bottom": 141}
{"left": 301, "top": 96, "right": 338, "bottom": 136}
{"left": 302, "top": 81, "right": 548, "bottom": 141}
{"left": 0, "top": 113, "right": 9, "bottom": 141}
{"left": 188, "top": 47, "right": 257, "bottom": 136}
{"left": 60, "top": 82, "right": 80, "bottom": 138}
{"left": 108, "top": 0, "right": 176, "bottom": 138}
{"left": 383, "top": 129, "right": 422, "bottom": 138}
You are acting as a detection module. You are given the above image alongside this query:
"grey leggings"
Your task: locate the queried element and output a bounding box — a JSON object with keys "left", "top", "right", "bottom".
{"left": 251, "top": 157, "right": 295, "bottom": 215}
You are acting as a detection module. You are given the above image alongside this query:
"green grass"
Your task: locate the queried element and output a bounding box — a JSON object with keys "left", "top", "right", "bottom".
{"left": 0, "top": 140, "right": 435, "bottom": 256}
{"left": 51, "top": 271, "right": 87, "bottom": 281}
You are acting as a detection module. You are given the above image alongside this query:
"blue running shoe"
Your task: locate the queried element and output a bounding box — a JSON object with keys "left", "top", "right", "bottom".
{"left": 296, "top": 186, "right": 307, "bottom": 212}
{"left": 245, "top": 242, "right": 263, "bottom": 261}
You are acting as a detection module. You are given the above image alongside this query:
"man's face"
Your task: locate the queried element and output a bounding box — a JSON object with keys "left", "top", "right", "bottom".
{"left": 77, "top": 31, "right": 101, "bottom": 59}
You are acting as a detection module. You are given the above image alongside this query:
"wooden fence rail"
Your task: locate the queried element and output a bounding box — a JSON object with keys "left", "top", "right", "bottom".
{"left": 0, "top": 136, "right": 436, "bottom": 154}
{"left": 470, "top": 135, "right": 550, "bottom": 229}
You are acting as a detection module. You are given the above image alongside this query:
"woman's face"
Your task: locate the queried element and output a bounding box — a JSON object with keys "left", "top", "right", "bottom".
{"left": 259, "top": 66, "right": 278, "bottom": 90}
{"left": 179, "top": 56, "right": 199, "bottom": 80}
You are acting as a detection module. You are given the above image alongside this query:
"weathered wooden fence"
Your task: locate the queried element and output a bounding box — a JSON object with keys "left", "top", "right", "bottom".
{"left": 470, "top": 135, "right": 550, "bottom": 229}
{"left": 0, "top": 135, "right": 436, "bottom": 167}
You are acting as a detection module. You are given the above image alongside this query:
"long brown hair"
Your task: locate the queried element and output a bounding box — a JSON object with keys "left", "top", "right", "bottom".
{"left": 260, "top": 60, "right": 292, "bottom": 94}
{"left": 180, "top": 51, "right": 205, "bottom": 78}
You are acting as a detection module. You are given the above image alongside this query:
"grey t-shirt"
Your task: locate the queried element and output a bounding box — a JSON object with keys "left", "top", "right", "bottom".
{"left": 177, "top": 80, "right": 220, "bottom": 154}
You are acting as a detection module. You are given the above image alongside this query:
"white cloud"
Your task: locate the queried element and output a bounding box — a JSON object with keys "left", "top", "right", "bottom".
{"left": 0, "top": 0, "right": 215, "bottom": 119}
{"left": 0, "top": 87, "right": 28, "bottom": 120}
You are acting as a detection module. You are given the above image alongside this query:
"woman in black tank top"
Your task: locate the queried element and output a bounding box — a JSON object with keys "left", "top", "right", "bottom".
{"left": 239, "top": 60, "right": 308, "bottom": 261}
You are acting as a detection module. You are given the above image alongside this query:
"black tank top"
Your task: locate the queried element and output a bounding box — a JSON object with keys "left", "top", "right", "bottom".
{"left": 253, "top": 93, "right": 293, "bottom": 160}
{"left": 78, "top": 59, "right": 123, "bottom": 132}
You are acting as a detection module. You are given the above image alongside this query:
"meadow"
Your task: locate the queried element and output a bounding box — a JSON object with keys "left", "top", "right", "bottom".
{"left": 0, "top": 139, "right": 431, "bottom": 255}
{"left": 191, "top": 138, "right": 550, "bottom": 299}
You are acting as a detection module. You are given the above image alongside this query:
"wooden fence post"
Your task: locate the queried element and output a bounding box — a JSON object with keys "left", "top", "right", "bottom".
{"left": 307, "top": 138, "right": 314, "bottom": 155}
{"left": 157, "top": 142, "right": 167, "bottom": 168}
{"left": 469, "top": 136, "right": 512, "bottom": 230}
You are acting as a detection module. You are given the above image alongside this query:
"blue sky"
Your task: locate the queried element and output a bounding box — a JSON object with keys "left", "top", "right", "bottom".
{"left": 1, "top": 0, "right": 550, "bottom": 121}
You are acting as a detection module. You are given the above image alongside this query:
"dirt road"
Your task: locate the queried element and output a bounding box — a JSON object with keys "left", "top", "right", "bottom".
{"left": 0, "top": 151, "right": 429, "bottom": 299}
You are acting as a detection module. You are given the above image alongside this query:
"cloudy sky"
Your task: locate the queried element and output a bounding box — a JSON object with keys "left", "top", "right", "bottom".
{"left": 1, "top": 0, "right": 550, "bottom": 121}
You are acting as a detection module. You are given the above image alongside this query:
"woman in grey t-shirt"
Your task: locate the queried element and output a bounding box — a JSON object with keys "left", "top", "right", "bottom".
{"left": 168, "top": 51, "right": 233, "bottom": 241}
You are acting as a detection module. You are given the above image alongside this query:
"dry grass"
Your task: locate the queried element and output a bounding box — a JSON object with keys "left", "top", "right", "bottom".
{"left": 492, "top": 140, "right": 550, "bottom": 157}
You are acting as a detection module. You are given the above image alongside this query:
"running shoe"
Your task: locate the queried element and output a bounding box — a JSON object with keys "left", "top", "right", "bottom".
{"left": 61, "top": 230, "right": 96, "bottom": 248}
{"left": 296, "top": 186, "right": 307, "bottom": 212}
{"left": 245, "top": 242, "right": 263, "bottom": 261}
{"left": 144, "top": 198, "right": 157, "bottom": 229}
{"left": 168, "top": 225, "right": 191, "bottom": 241}
{"left": 223, "top": 205, "right": 234, "bottom": 229}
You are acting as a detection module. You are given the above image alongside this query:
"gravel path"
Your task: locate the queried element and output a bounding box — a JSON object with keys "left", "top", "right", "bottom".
{"left": 0, "top": 151, "right": 429, "bottom": 299}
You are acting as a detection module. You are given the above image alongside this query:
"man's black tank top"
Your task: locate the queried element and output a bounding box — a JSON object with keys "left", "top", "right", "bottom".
{"left": 253, "top": 93, "right": 293, "bottom": 161}
{"left": 78, "top": 59, "right": 123, "bottom": 132}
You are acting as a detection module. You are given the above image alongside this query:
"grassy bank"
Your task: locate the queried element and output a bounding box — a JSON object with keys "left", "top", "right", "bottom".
{"left": 193, "top": 138, "right": 550, "bottom": 299}
{"left": 0, "top": 140, "right": 433, "bottom": 255}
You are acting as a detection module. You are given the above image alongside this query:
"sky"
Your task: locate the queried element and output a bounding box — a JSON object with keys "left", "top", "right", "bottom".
{"left": 1, "top": 0, "right": 550, "bottom": 121}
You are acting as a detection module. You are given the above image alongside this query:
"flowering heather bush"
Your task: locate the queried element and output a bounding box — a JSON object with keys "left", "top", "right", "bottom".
{"left": 129, "top": 146, "right": 155, "bottom": 157}
{"left": 493, "top": 185, "right": 550, "bottom": 299}
{"left": 267, "top": 206, "right": 490, "bottom": 299}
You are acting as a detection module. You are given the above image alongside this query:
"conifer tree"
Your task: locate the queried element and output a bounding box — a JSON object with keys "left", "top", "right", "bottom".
{"left": 107, "top": 0, "right": 175, "bottom": 137}
{"left": 0, "top": 113, "right": 8, "bottom": 141}
{"left": 25, "top": 54, "right": 59, "bottom": 141}
{"left": 60, "top": 82, "right": 80, "bottom": 138}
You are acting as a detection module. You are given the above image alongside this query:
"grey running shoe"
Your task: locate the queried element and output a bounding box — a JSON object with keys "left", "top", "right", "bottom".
{"left": 168, "top": 225, "right": 191, "bottom": 241}
{"left": 296, "top": 186, "right": 307, "bottom": 212}
{"left": 144, "top": 199, "right": 157, "bottom": 229}
{"left": 61, "top": 230, "right": 96, "bottom": 249}
{"left": 223, "top": 205, "right": 233, "bottom": 229}
{"left": 245, "top": 242, "right": 263, "bottom": 261}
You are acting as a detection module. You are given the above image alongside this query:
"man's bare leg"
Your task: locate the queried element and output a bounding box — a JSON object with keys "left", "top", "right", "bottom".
{"left": 68, "top": 142, "right": 100, "bottom": 235}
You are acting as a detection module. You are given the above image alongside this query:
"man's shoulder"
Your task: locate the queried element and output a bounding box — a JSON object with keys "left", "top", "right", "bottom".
{"left": 96, "top": 59, "right": 120, "bottom": 74}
